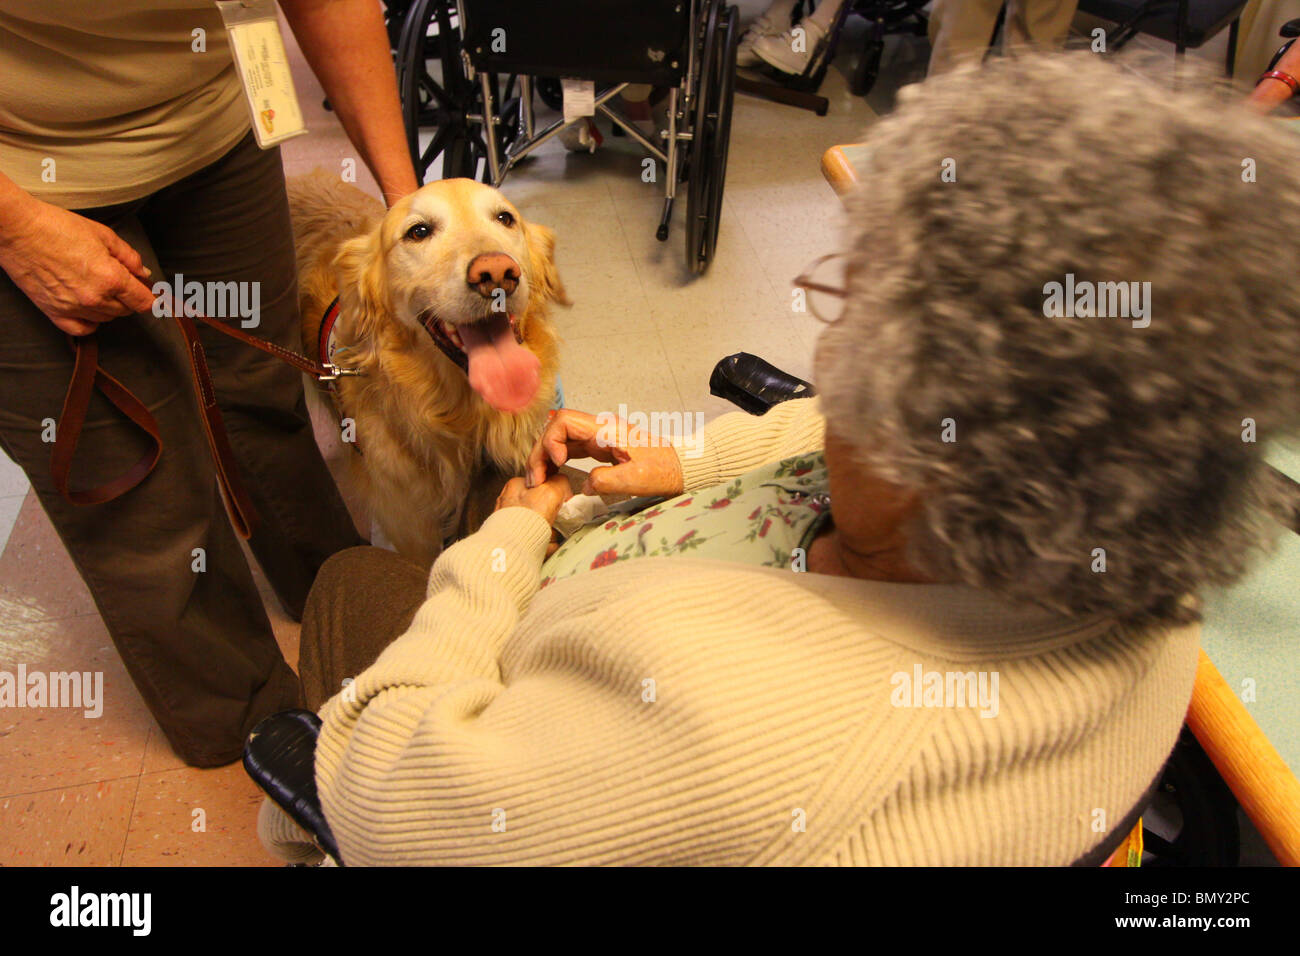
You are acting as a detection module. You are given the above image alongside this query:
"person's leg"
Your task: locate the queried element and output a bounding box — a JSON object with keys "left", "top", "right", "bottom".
{"left": 139, "top": 132, "right": 365, "bottom": 623}
{"left": 802, "top": 0, "right": 846, "bottom": 31}
{"left": 752, "top": 0, "right": 847, "bottom": 74}
{"left": 753, "top": 0, "right": 801, "bottom": 34}
{"left": 297, "top": 546, "right": 429, "bottom": 711}
{"left": 738, "top": 0, "right": 801, "bottom": 66}
{"left": 0, "top": 207, "right": 300, "bottom": 767}
{"left": 1004, "top": 0, "right": 1079, "bottom": 51}
{"left": 927, "top": 0, "right": 1008, "bottom": 76}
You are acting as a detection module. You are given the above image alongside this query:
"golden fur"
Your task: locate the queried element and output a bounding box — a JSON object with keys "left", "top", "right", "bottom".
{"left": 289, "top": 172, "right": 566, "bottom": 566}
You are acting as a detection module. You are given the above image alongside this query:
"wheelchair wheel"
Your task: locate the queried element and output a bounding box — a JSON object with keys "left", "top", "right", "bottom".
{"left": 397, "top": 0, "right": 478, "bottom": 182}
{"left": 1141, "top": 728, "right": 1241, "bottom": 866}
{"left": 535, "top": 77, "right": 565, "bottom": 113}
{"left": 852, "top": 30, "right": 886, "bottom": 97}
{"left": 685, "top": 0, "right": 738, "bottom": 275}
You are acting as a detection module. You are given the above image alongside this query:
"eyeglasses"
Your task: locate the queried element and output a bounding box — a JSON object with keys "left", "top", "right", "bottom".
{"left": 792, "top": 253, "right": 848, "bottom": 324}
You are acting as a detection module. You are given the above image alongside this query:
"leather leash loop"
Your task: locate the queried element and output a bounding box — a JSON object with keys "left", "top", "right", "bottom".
{"left": 50, "top": 294, "right": 351, "bottom": 540}
{"left": 50, "top": 333, "right": 163, "bottom": 507}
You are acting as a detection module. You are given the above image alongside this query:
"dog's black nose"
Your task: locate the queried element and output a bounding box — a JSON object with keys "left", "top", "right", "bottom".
{"left": 466, "top": 252, "right": 520, "bottom": 298}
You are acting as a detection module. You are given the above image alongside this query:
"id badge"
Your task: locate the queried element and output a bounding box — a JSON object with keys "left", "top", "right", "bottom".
{"left": 215, "top": 0, "right": 308, "bottom": 148}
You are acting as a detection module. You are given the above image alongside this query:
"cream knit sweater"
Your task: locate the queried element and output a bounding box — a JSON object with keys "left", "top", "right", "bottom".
{"left": 271, "top": 399, "right": 1199, "bottom": 865}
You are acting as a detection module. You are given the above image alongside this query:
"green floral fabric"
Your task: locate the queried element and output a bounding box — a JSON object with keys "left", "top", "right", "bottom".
{"left": 539, "top": 451, "right": 832, "bottom": 588}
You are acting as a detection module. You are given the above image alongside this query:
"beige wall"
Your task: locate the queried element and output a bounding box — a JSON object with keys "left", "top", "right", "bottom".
{"left": 1236, "top": 0, "right": 1300, "bottom": 86}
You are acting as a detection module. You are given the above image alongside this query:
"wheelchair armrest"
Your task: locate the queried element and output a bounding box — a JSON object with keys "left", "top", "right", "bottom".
{"left": 709, "top": 352, "right": 817, "bottom": 416}
{"left": 243, "top": 709, "right": 342, "bottom": 864}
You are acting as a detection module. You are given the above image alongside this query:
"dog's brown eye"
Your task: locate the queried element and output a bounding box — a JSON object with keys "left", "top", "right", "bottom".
{"left": 495, "top": 211, "right": 515, "bottom": 228}
{"left": 404, "top": 223, "right": 432, "bottom": 242}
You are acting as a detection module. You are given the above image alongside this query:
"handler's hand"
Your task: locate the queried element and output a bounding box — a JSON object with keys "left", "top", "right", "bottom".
{"left": 0, "top": 197, "right": 155, "bottom": 336}
{"left": 525, "top": 408, "right": 684, "bottom": 498}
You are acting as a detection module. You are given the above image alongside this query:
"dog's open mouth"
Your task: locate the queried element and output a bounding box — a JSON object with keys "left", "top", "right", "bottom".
{"left": 422, "top": 311, "right": 540, "bottom": 413}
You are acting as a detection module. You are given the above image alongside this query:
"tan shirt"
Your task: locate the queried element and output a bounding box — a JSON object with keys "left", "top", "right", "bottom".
{"left": 0, "top": 1, "right": 251, "bottom": 208}
{"left": 261, "top": 399, "right": 1200, "bottom": 865}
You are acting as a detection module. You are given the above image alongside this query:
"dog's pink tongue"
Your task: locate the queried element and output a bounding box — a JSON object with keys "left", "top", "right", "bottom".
{"left": 459, "top": 313, "right": 540, "bottom": 412}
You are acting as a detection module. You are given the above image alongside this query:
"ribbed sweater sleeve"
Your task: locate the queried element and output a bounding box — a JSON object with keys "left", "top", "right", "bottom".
{"left": 310, "top": 543, "right": 932, "bottom": 866}
{"left": 675, "top": 397, "right": 826, "bottom": 491}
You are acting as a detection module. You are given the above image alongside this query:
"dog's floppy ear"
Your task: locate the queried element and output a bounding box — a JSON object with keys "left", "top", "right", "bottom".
{"left": 524, "top": 221, "right": 571, "bottom": 307}
{"left": 332, "top": 228, "right": 390, "bottom": 341}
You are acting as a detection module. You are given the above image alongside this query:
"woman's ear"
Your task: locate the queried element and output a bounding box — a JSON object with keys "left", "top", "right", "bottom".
{"left": 524, "top": 221, "right": 571, "bottom": 307}
{"left": 332, "top": 228, "right": 390, "bottom": 339}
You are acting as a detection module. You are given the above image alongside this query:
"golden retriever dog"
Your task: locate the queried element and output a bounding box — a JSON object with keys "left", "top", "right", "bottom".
{"left": 289, "top": 173, "right": 566, "bottom": 566}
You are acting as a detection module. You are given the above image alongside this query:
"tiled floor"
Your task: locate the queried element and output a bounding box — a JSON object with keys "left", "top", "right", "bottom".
{"left": 0, "top": 6, "right": 1232, "bottom": 865}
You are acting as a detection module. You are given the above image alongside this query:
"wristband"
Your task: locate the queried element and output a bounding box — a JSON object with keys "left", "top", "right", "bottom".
{"left": 1258, "top": 70, "right": 1300, "bottom": 94}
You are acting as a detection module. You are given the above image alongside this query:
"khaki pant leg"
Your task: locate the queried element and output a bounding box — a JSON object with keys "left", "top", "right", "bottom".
{"left": 297, "top": 546, "right": 429, "bottom": 711}
{"left": 928, "top": 0, "right": 1009, "bottom": 75}
{"left": 1004, "top": 0, "right": 1081, "bottom": 50}
{"left": 0, "top": 207, "right": 300, "bottom": 767}
{"left": 139, "top": 133, "right": 365, "bottom": 623}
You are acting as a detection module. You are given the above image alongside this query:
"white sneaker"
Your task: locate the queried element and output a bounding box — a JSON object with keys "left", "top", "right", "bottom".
{"left": 752, "top": 18, "right": 828, "bottom": 76}
{"left": 751, "top": 5, "right": 794, "bottom": 38}
{"left": 559, "top": 117, "right": 603, "bottom": 153}
{"left": 737, "top": 31, "right": 764, "bottom": 68}
{"left": 737, "top": 5, "right": 794, "bottom": 68}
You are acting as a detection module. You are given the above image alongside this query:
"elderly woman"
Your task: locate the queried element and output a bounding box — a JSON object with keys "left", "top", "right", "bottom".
{"left": 261, "top": 54, "right": 1300, "bottom": 865}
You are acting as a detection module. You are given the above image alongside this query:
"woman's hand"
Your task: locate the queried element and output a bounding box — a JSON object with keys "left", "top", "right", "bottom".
{"left": 495, "top": 472, "right": 573, "bottom": 523}
{"left": 525, "top": 408, "right": 685, "bottom": 498}
{"left": 495, "top": 472, "right": 573, "bottom": 556}
{"left": 0, "top": 191, "right": 155, "bottom": 336}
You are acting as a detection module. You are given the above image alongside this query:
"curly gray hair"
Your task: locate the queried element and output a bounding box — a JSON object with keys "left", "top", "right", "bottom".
{"left": 815, "top": 53, "right": 1300, "bottom": 626}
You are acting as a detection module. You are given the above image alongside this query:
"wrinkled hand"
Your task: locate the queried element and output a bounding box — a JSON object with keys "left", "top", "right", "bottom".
{"left": 495, "top": 471, "right": 573, "bottom": 522}
{"left": 495, "top": 472, "right": 573, "bottom": 556}
{"left": 525, "top": 408, "right": 684, "bottom": 498}
{"left": 0, "top": 197, "right": 155, "bottom": 336}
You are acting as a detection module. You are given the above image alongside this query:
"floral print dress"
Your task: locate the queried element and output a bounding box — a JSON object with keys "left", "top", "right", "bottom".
{"left": 539, "top": 452, "right": 832, "bottom": 588}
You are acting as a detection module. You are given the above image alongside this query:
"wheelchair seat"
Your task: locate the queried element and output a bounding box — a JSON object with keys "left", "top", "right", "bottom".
{"left": 460, "top": 0, "right": 691, "bottom": 88}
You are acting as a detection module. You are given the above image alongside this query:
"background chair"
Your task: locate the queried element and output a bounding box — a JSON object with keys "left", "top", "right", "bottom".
{"left": 1077, "top": 0, "right": 1249, "bottom": 71}
{"left": 735, "top": 0, "right": 931, "bottom": 112}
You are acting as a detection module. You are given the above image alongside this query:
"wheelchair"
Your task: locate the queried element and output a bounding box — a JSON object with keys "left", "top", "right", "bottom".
{"left": 735, "top": 0, "right": 930, "bottom": 114}
{"left": 244, "top": 353, "right": 1246, "bottom": 867}
{"left": 244, "top": 705, "right": 1241, "bottom": 867}
{"left": 389, "top": 0, "right": 740, "bottom": 275}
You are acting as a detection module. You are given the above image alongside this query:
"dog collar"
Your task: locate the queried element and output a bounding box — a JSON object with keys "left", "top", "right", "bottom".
{"left": 315, "top": 296, "right": 364, "bottom": 387}
{"left": 318, "top": 296, "right": 342, "bottom": 371}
